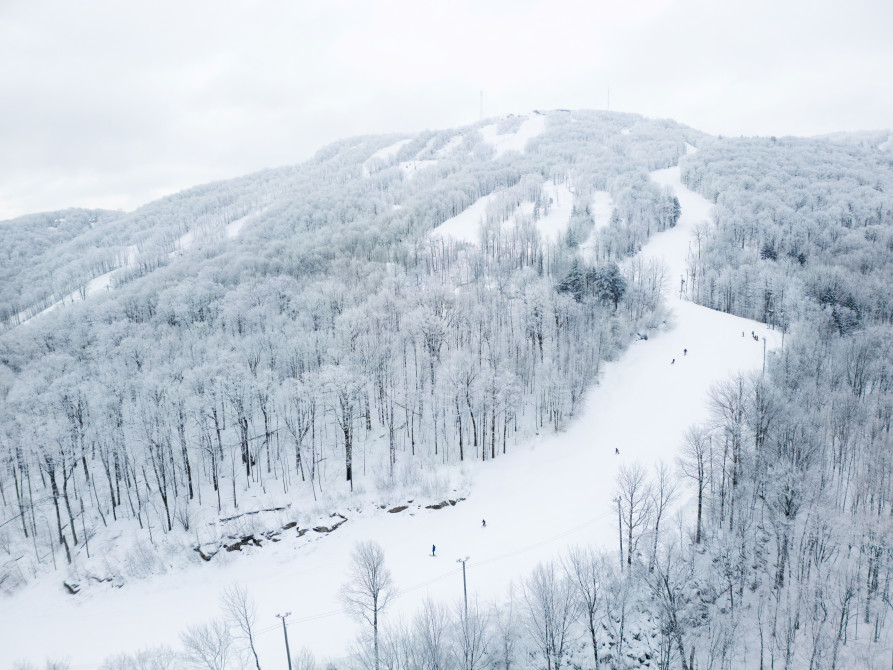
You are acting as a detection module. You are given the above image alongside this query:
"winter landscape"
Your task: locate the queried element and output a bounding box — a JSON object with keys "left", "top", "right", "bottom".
{"left": 2, "top": 3, "right": 893, "bottom": 670}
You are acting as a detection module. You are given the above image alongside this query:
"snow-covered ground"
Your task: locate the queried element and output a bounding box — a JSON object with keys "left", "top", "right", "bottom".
{"left": 579, "top": 190, "right": 613, "bottom": 261}
{"left": 479, "top": 113, "right": 546, "bottom": 158}
{"left": 648, "top": 164, "right": 712, "bottom": 286}
{"left": 530, "top": 181, "right": 574, "bottom": 244}
{"left": 398, "top": 158, "right": 438, "bottom": 179}
{"left": 362, "top": 138, "right": 412, "bottom": 177}
{"left": 3, "top": 156, "right": 783, "bottom": 667}
{"left": 430, "top": 181, "right": 574, "bottom": 245}
{"left": 435, "top": 134, "right": 465, "bottom": 158}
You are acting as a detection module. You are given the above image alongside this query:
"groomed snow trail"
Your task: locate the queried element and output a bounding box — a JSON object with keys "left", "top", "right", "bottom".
{"left": 430, "top": 180, "right": 574, "bottom": 245}
{"left": 479, "top": 113, "right": 546, "bottom": 158}
{"left": 4, "top": 157, "right": 783, "bottom": 666}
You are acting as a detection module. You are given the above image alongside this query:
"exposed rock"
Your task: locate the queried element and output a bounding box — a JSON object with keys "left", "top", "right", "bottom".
{"left": 313, "top": 515, "right": 348, "bottom": 533}
{"left": 225, "top": 535, "right": 263, "bottom": 552}
{"left": 195, "top": 547, "right": 216, "bottom": 562}
{"left": 388, "top": 505, "right": 409, "bottom": 513}
{"left": 219, "top": 506, "right": 287, "bottom": 523}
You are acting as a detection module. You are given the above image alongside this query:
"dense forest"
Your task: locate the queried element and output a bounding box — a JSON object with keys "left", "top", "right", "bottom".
{"left": 4, "top": 112, "right": 893, "bottom": 669}
{"left": 0, "top": 111, "right": 692, "bottom": 590}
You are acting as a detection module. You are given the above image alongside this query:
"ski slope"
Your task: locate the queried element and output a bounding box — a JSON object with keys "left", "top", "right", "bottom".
{"left": 4, "top": 157, "right": 783, "bottom": 667}
{"left": 362, "top": 138, "right": 413, "bottom": 177}
{"left": 430, "top": 181, "right": 574, "bottom": 245}
{"left": 579, "top": 190, "right": 614, "bottom": 261}
{"left": 479, "top": 113, "right": 546, "bottom": 157}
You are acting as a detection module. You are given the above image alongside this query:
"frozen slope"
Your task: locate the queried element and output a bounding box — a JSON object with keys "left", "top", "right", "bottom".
{"left": 4, "top": 162, "right": 782, "bottom": 667}
{"left": 430, "top": 181, "right": 574, "bottom": 245}
{"left": 479, "top": 113, "right": 546, "bottom": 157}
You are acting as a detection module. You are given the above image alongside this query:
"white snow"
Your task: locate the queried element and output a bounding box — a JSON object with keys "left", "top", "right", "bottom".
{"left": 579, "top": 190, "right": 614, "bottom": 261}
{"left": 529, "top": 181, "right": 574, "bottom": 244}
{"left": 479, "top": 114, "right": 546, "bottom": 158}
{"left": 621, "top": 128, "right": 631, "bottom": 135}
{"left": 3, "top": 152, "right": 784, "bottom": 668}
{"left": 434, "top": 134, "right": 464, "bottom": 158}
{"left": 362, "top": 138, "right": 413, "bottom": 177}
{"left": 649, "top": 163, "right": 713, "bottom": 286}
{"left": 429, "top": 181, "right": 574, "bottom": 245}
{"left": 398, "top": 159, "right": 438, "bottom": 179}
{"left": 878, "top": 136, "right": 892, "bottom": 152}
{"left": 429, "top": 191, "right": 496, "bottom": 243}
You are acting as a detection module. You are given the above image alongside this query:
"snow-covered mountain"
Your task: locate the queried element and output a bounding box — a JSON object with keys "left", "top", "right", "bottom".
{"left": 2, "top": 111, "right": 893, "bottom": 669}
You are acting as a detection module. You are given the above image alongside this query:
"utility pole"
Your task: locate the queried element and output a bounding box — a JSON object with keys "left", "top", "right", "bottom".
{"left": 762, "top": 336, "right": 767, "bottom": 376}
{"left": 457, "top": 556, "right": 470, "bottom": 670}
{"left": 276, "top": 612, "right": 293, "bottom": 670}
{"left": 457, "top": 556, "right": 470, "bottom": 621}
{"left": 616, "top": 496, "right": 623, "bottom": 572}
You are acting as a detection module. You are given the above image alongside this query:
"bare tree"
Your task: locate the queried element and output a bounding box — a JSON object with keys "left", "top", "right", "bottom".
{"left": 678, "top": 426, "right": 710, "bottom": 544}
{"left": 341, "top": 540, "right": 395, "bottom": 670}
{"left": 649, "top": 461, "right": 679, "bottom": 571}
{"left": 181, "top": 618, "right": 233, "bottom": 670}
{"left": 603, "top": 562, "right": 632, "bottom": 668}
{"left": 649, "top": 539, "right": 695, "bottom": 670}
{"left": 291, "top": 648, "right": 318, "bottom": 670}
{"left": 521, "top": 561, "right": 579, "bottom": 670}
{"left": 493, "top": 586, "right": 518, "bottom": 670}
{"left": 414, "top": 597, "right": 455, "bottom": 670}
{"left": 453, "top": 598, "right": 492, "bottom": 670}
{"left": 563, "top": 546, "right": 605, "bottom": 668}
{"left": 615, "top": 462, "right": 653, "bottom": 567}
{"left": 221, "top": 584, "right": 262, "bottom": 670}
{"left": 99, "top": 645, "right": 180, "bottom": 670}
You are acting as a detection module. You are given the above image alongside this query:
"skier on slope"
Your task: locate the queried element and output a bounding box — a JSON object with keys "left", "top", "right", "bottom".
{"left": 432, "top": 544, "right": 436, "bottom": 557}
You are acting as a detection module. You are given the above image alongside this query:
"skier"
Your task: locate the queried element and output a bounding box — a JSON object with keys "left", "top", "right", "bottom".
{"left": 432, "top": 544, "right": 436, "bottom": 557}
{"left": 683, "top": 348, "right": 687, "bottom": 356}
{"left": 482, "top": 519, "right": 486, "bottom": 528}
{"left": 671, "top": 358, "right": 675, "bottom": 365}
{"left": 615, "top": 447, "right": 620, "bottom": 455}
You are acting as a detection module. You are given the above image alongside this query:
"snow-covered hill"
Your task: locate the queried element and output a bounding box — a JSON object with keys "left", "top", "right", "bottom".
{"left": 2, "top": 150, "right": 781, "bottom": 666}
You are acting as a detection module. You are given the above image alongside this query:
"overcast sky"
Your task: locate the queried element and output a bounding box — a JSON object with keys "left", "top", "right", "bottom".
{"left": 1, "top": 0, "right": 891, "bottom": 220}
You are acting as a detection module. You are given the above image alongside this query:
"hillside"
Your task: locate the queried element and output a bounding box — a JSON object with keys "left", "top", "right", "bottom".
{"left": 3, "top": 111, "right": 893, "bottom": 669}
